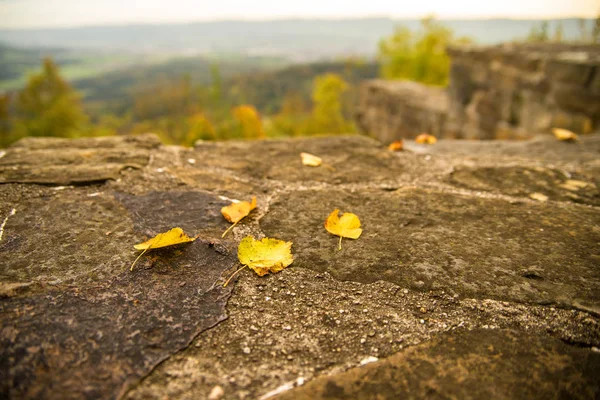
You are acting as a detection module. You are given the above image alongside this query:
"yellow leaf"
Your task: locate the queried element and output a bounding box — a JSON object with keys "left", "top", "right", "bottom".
{"left": 300, "top": 152, "right": 322, "bottom": 167}
{"left": 131, "top": 227, "right": 195, "bottom": 271}
{"left": 387, "top": 140, "right": 404, "bottom": 151}
{"left": 324, "top": 209, "right": 362, "bottom": 250}
{"left": 552, "top": 128, "right": 578, "bottom": 142}
{"left": 559, "top": 179, "right": 591, "bottom": 191}
{"left": 221, "top": 196, "right": 257, "bottom": 238}
{"left": 529, "top": 192, "right": 548, "bottom": 202}
{"left": 415, "top": 133, "right": 437, "bottom": 145}
{"left": 238, "top": 236, "right": 294, "bottom": 277}
{"left": 222, "top": 196, "right": 257, "bottom": 223}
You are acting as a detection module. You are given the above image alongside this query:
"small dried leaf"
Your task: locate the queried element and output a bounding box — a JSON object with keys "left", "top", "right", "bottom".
{"left": 134, "top": 227, "right": 195, "bottom": 250}
{"left": 237, "top": 236, "right": 294, "bottom": 277}
{"left": 552, "top": 128, "right": 578, "bottom": 142}
{"left": 325, "top": 209, "right": 362, "bottom": 250}
{"left": 221, "top": 196, "right": 257, "bottom": 223}
{"left": 559, "top": 179, "right": 590, "bottom": 191}
{"left": 529, "top": 192, "right": 548, "bottom": 202}
{"left": 131, "top": 227, "right": 195, "bottom": 271}
{"left": 415, "top": 133, "right": 437, "bottom": 145}
{"left": 300, "top": 152, "right": 322, "bottom": 167}
{"left": 387, "top": 140, "right": 404, "bottom": 152}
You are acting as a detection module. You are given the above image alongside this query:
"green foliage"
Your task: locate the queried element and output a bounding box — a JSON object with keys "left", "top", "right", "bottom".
{"left": 308, "top": 73, "right": 353, "bottom": 134}
{"left": 11, "top": 58, "right": 88, "bottom": 142}
{"left": 527, "top": 21, "right": 550, "bottom": 42}
{"left": 378, "top": 17, "right": 464, "bottom": 86}
{"left": 1, "top": 56, "right": 365, "bottom": 146}
{"left": 232, "top": 105, "right": 265, "bottom": 139}
{"left": 0, "top": 94, "right": 13, "bottom": 147}
{"left": 554, "top": 22, "right": 564, "bottom": 42}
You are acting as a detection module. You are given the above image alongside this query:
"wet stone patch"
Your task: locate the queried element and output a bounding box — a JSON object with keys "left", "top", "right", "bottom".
{"left": 1, "top": 239, "right": 235, "bottom": 400}
{"left": 114, "top": 190, "right": 230, "bottom": 239}
{"left": 0, "top": 186, "right": 236, "bottom": 399}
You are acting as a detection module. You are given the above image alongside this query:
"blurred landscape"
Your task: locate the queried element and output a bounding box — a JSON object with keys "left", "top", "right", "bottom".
{"left": 0, "top": 17, "right": 598, "bottom": 146}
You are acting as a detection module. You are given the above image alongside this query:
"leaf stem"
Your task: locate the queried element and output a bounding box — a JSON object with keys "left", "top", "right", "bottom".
{"left": 222, "top": 221, "right": 239, "bottom": 238}
{"left": 130, "top": 247, "right": 149, "bottom": 271}
{"left": 223, "top": 265, "right": 248, "bottom": 287}
{"left": 338, "top": 235, "right": 342, "bottom": 251}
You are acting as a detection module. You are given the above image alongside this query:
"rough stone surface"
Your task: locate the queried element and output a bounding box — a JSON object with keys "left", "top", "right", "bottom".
{"left": 0, "top": 134, "right": 160, "bottom": 184}
{"left": 1, "top": 134, "right": 599, "bottom": 399}
{"left": 275, "top": 329, "right": 600, "bottom": 400}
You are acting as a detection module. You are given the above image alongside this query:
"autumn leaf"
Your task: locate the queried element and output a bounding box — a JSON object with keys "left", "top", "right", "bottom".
{"left": 552, "top": 128, "right": 578, "bottom": 142}
{"left": 221, "top": 196, "right": 257, "bottom": 238}
{"left": 300, "top": 152, "right": 322, "bottom": 167}
{"left": 387, "top": 140, "right": 404, "bottom": 151}
{"left": 224, "top": 236, "right": 294, "bottom": 286}
{"left": 529, "top": 192, "right": 548, "bottom": 202}
{"left": 131, "top": 227, "right": 195, "bottom": 271}
{"left": 559, "top": 179, "right": 591, "bottom": 191}
{"left": 324, "top": 209, "right": 362, "bottom": 250}
{"left": 415, "top": 133, "right": 437, "bottom": 145}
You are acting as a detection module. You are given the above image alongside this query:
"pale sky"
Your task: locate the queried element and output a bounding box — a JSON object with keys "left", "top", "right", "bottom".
{"left": 0, "top": 0, "right": 598, "bottom": 29}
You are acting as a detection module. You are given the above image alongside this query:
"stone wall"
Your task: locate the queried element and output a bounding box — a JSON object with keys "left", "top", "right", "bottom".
{"left": 447, "top": 43, "right": 600, "bottom": 140}
{"left": 357, "top": 43, "right": 600, "bottom": 142}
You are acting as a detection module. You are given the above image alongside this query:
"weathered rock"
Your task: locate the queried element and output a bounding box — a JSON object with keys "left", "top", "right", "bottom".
{"left": 355, "top": 80, "right": 448, "bottom": 142}
{"left": 1, "top": 134, "right": 599, "bottom": 400}
{"left": 274, "top": 329, "right": 600, "bottom": 400}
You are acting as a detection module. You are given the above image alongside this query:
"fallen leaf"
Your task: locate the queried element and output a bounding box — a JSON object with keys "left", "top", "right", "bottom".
{"left": 300, "top": 152, "right": 322, "bottom": 167}
{"left": 559, "top": 179, "right": 591, "bottom": 191}
{"left": 415, "top": 133, "right": 437, "bottom": 145}
{"left": 387, "top": 140, "right": 404, "bottom": 151}
{"left": 552, "top": 128, "right": 578, "bottom": 142}
{"left": 131, "top": 227, "right": 195, "bottom": 271}
{"left": 221, "top": 196, "right": 257, "bottom": 238}
{"left": 324, "top": 209, "right": 362, "bottom": 250}
{"left": 529, "top": 192, "right": 548, "bottom": 202}
{"left": 224, "top": 236, "right": 294, "bottom": 286}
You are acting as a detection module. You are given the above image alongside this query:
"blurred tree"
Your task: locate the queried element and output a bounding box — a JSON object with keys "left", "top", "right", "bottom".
{"left": 378, "top": 17, "right": 465, "bottom": 86}
{"left": 527, "top": 21, "right": 550, "bottom": 42}
{"left": 280, "top": 92, "right": 307, "bottom": 115}
{"left": 554, "top": 22, "right": 564, "bottom": 42}
{"left": 12, "top": 58, "right": 87, "bottom": 139}
{"left": 308, "top": 73, "right": 353, "bottom": 134}
{"left": 184, "top": 113, "right": 216, "bottom": 145}
{"left": 133, "top": 74, "right": 195, "bottom": 121}
{"left": 0, "top": 94, "right": 13, "bottom": 147}
{"left": 232, "top": 105, "right": 265, "bottom": 139}
{"left": 578, "top": 18, "right": 589, "bottom": 42}
{"left": 593, "top": 13, "right": 600, "bottom": 43}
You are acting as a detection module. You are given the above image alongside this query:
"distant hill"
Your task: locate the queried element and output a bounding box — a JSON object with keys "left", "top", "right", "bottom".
{"left": 0, "top": 18, "right": 595, "bottom": 60}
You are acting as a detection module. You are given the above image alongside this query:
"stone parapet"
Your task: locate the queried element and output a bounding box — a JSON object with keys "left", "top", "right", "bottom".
{"left": 1, "top": 134, "right": 599, "bottom": 399}
{"left": 447, "top": 43, "right": 600, "bottom": 139}
{"left": 357, "top": 44, "right": 600, "bottom": 142}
